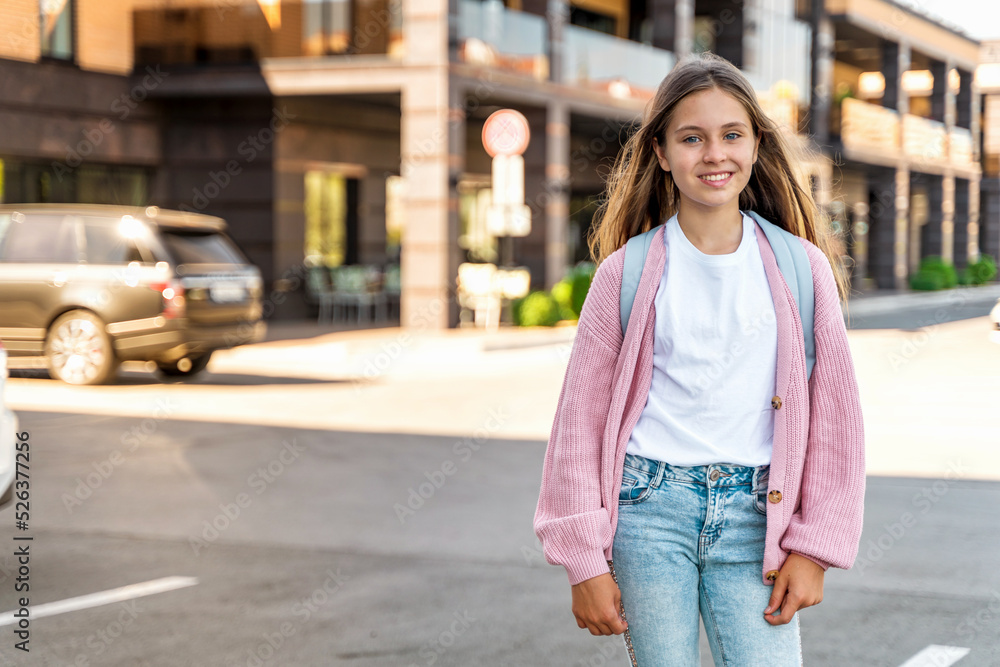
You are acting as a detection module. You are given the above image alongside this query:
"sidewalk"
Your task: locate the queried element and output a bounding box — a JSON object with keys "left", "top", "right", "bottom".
{"left": 843, "top": 281, "right": 1000, "bottom": 316}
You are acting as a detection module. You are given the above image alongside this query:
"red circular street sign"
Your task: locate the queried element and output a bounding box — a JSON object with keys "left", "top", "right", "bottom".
{"left": 482, "top": 109, "right": 530, "bottom": 157}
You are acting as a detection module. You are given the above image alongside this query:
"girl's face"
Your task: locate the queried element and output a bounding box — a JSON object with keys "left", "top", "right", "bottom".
{"left": 652, "top": 87, "right": 760, "bottom": 216}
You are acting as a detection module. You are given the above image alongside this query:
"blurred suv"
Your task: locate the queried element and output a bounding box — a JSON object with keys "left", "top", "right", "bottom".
{"left": 0, "top": 204, "right": 265, "bottom": 385}
{"left": 0, "top": 339, "right": 17, "bottom": 510}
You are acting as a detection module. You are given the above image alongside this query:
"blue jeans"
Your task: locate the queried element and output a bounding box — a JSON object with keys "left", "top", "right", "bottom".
{"left": 611, "top": 453, "right": 802, "bottom": 667}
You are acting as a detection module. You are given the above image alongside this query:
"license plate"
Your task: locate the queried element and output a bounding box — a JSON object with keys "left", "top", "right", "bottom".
{"left": 211, "top": 283, "right": 246, "bottom": 303}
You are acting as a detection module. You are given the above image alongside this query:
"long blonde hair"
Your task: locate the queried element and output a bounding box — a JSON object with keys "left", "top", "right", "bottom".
{"left": 588, "top": 52, "right": 848, "bottom": 301}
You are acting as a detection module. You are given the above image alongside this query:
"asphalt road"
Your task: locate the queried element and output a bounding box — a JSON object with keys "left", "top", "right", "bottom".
{"left": 0, "top": 306, "right": 998, "bottom": 666}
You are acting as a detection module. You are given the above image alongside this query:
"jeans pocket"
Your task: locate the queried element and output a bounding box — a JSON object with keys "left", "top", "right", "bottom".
{"left": 752, "top": 467, "right": 770, "bottom": 516}
{"left": 619, "top": 466, "right": 654, "bottom": 505}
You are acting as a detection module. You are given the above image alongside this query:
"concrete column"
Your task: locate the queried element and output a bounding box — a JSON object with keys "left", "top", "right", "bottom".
{"left": 920, "top": 174, "right": 944, "bottom": 259}
{"left": 809, "top": 10, "right": 834, "bottom": 146}
{"left": 956, "top": 68, "right": 973, "bottom": 130}
{"left": 545, "top": 100, "right": 570, "bottom": 288}
{"left": 930, "top": 59, "right": 948, "bottom": 124}
{"left": 519, "top": 107, "right": 548, "bottom": 287}
{"left": 400, "top": 0, "right": 455, "bottom": 329}
{"left": 894, "top": 167, "right": 911, "bottom": 289}
{"left": 851, "top": 202, "right": 870, "bottom": 285}
{"left": 675, "top": 0, "right": 694, "bottom": 59}
{"left": 981, "top": 178, "right": 1000, "bottom": 263}
{"left": 547, "top": 0, "right": 568, "bottom": 84}
{"left": 649, "top": 0, "right": 677, "bottom": 52}
{"left": 882, "top": 40, "right": 909, "bottom": 114}
{"left": 967, "top": 178, "right": 980, "bottom": 265}
{"left": 868, "top": 167, "right": 903, "bottom": 289}
{"left": 941, "top": 174, "right": 955, "bottom": 264}
{"left": 953, "top": 177, "right": 970, "bottom": 269}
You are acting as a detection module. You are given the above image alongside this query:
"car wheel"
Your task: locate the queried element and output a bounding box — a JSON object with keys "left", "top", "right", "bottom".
{"left": 45, "top": 310, "right": 120, "bottom": 386}
{"left": 156, "top": 352, "right": 212, "bottom": 379}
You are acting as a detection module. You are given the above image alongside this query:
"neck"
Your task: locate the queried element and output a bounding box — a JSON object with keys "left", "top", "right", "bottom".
{"left": 675, "top": 201, "right": 744, "bottom": 255}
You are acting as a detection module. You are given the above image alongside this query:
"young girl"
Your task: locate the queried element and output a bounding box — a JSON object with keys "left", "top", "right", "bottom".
{"left": 533, "top": 53, "right": 865, "bottom": 666}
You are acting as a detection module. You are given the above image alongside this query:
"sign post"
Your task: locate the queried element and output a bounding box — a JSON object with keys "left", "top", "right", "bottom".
{"left": 482, "top": 109, "right": 532, "bottom": 325}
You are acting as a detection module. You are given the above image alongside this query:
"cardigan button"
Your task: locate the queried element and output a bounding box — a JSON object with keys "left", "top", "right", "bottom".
{"left": 771, "top": 395, "right": 782, "bottom": 410}
{"left": 766, "top": 570, "right": 779, "bottom": 581}
{"left": 768, "top": 490, "right": 782, "bottom": 504}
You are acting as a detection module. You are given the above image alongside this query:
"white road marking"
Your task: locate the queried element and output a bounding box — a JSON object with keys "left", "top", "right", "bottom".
{"left": 899, "top": 644, "right": 971, "bottom": 667}
{"left": 0, "top": 576, "right": 199, "bottom": 626}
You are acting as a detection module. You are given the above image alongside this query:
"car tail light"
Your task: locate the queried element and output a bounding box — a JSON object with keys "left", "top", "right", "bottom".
{"left": 151, "top": 280, "right": 186, "bottom": 319}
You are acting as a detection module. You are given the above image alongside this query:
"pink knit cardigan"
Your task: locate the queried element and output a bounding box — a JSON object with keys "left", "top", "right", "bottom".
{"left": 533, "top": 222, "right": 866, "bottom": 586}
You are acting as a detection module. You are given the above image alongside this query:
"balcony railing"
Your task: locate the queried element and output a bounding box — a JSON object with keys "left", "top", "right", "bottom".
{"left": 457, "top": 0, "right": 549, "bottom": 81}
{"left": 133, "top": 0, "right": 403, "bottom": 67}
{"left": 840, "top": 98, "right": 975, "bottom": 167}
{"left": 562, "top": 25, "right": 674, "bottom": 99}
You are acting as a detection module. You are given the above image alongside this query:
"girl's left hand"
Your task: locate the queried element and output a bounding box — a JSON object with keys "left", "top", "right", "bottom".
{"left": 763, "top": 553, "right": 824, "bottom": 626}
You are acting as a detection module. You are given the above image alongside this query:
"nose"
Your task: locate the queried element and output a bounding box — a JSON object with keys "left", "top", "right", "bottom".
{"left": 703, "top": 138, "right": 726, "bottom": 164}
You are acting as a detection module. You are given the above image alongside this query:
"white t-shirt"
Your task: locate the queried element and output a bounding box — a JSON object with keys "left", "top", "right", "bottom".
{"left": 625, "top": 212, "right": 778, "bottom": 466}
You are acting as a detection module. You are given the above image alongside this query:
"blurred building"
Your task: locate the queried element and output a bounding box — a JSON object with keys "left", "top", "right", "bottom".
{"left": 0, "top": 0, "right": 988, "bottom": 329}
{"left": 807, "top": 0, "right": 985, "bottom": 290}
{"left": 977, "top": 40, "right": 1000, "bottom": 261}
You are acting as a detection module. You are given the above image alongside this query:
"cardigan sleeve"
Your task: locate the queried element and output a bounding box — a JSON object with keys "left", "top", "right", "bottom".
{"left": 533, "top": 251, "right": 625, "bottom": 585}
{"left": 779, "top": 241, "right": 866, "bottom": 570}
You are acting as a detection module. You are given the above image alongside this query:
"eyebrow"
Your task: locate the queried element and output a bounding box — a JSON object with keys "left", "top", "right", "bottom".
{"left": 673, "top": 122, "right": 749, "bottom": 134}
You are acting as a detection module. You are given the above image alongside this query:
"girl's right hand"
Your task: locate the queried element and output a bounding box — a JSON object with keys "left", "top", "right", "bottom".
{"left": 571, "top": 573, "right": 629, "bottom": 636}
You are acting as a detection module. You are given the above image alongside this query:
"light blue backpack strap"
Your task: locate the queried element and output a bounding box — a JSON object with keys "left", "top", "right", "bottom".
{"left": 620, "top": 225, "right": 663, "bottom": 336}
{"left": 747, "top": 211, "right": 816, "bottom": 380}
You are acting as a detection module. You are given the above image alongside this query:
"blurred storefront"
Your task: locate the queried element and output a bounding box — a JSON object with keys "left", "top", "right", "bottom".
{"left": 0, "top": 0, "right": 988, "bottom": 328}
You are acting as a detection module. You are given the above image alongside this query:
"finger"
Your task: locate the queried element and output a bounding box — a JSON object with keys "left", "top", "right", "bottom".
{"left": 765, "top": 577, "right": 787, "bottom": 616}
{"left": 576, "top": 616, "right": 587, "bottom": 630}
{"left": 767, "top": 595, "right": 801, "bottom": 626}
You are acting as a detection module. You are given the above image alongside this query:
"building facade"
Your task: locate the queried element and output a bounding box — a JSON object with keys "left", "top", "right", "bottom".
{"left": 808, "top": 0, "right": 987, "bottom": 290}
{"left": 0, "top": 0, "right": 989, "bottom": 329}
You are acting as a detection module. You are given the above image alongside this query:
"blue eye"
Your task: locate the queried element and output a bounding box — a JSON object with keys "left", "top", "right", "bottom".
{"left": 725, "top": 132, "right": 740, "bottom": 140}
{"left": 683, "top": 136, "right": 701, "bottom": 144}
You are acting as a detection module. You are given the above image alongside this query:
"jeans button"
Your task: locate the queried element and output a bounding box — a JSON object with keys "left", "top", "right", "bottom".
{"left": 709, "top": 470, "right": 721, "bottom": 481}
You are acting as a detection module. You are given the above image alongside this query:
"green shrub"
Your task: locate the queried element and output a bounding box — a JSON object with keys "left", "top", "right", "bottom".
{"left": 568, "top": 262, "right": 596, "bottom": 316}
{"left": 513, "top": 291, "right": 561, "bottom": 327}
{"left": 966, "top": 255, "right": 997, "bottom": 285}
{"left": 909, "top": 271, "right": 945, "bottom": 291}
{"left": 550, "top": 280, "right": 577, "bottom": 321}
{"left": 917, "top": 256, "right": 957, "bottom": 288}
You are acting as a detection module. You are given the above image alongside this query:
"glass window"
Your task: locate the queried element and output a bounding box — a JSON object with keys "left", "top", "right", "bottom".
{"left": 160, "top": 230, "right": 248, "bottom": 265}
{"left": 304, "top": 171, "right": 348, "bottom": 266}
{"left": 83, "top": 221, "right": 149, "bottom": 265}
{"left": 40, "top": 0, "right": 75, "bottom": 60}
{"left": 0, "top": 215, "right": 81, "bottom": 263}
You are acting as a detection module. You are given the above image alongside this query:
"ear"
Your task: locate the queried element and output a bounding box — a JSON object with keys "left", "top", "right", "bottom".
{"left": 752, "top": 134, "right": 761, "bottom": 165}
{"left": 652, "top": 139, "right": 670, "bottom": 172}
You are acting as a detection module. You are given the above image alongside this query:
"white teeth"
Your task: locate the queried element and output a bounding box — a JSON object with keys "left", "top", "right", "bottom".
{"left": 701, "top": 173, "right": 732, "bottom": 182}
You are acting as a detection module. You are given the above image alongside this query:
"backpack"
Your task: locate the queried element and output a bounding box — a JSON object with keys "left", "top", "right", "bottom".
{"left": 619, "top": 210, "right": 816, "bottom": 380}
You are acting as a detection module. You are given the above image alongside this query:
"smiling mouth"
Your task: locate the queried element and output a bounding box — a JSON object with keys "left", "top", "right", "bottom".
{"left": 700, "top": 173, "right": 733, "bottom": 182}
